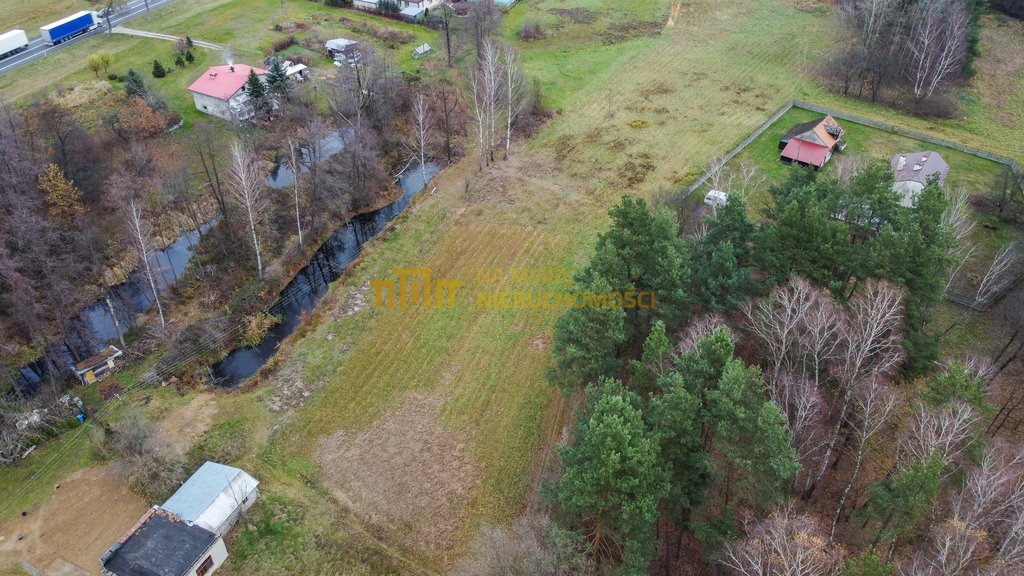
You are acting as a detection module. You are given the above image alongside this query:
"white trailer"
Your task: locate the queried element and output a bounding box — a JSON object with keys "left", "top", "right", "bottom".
{"left": 0, "top": 30, "right": 30, "bottom": 60}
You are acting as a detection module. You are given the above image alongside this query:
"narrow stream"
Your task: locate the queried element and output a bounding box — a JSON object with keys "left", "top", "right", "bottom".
{"left": 14, "top": 222, "right": 213, "bottom": 393}
{"left": 210, "top": 162, "right": 439, "bottom": 388}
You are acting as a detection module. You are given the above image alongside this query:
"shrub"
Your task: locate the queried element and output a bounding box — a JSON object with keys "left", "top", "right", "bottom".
{"left": 151, "top": 59, "right": 167, "bottom": 78}
{"left": 174, "top": 55, "right": 185, "bottom": 68}
{"left": 270, "top": 34, "right": 297, "bottom": 54}
{"left": 107, "top": 73, "right": 119, "bottom": 81}
{"left": 98, "top": 380, "right": 125, "bottom": 400}
{"left": 518, "top": 20, "right": 546, "bottom": 41}
{"left": 324, "top": 0, "right": 351, "bottom": 6}
{"left": 185, "top": 49, "right": 194, "bottom": 63}
{"left": 127, "top": 453, "right": 188, "bottom": 502}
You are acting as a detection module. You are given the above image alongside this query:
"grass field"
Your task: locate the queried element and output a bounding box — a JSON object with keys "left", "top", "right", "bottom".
{"left": 0, "top": 0, "right": 88, "bottom": 34}
{"left": 1, "top": 0, "right": 1024, "bottom": 574}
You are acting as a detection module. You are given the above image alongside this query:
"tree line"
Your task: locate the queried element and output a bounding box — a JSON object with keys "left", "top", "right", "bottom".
{"left": 826, "top": 0, "right": 987, "bottom": 116}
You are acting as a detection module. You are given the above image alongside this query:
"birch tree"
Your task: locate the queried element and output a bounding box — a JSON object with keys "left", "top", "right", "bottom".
{"left": 480, "top": 39, "right": 504, "bottom": 164}
{"left": 410, "top": 92, "right": 432, "bottom": 185}
{"left": 806, "top": 279, "right": 905, "bottom": 499}
{"left": 228, "top": 141, "right": 266, "bottom": 280}
{"left": 976, "top": 242, "right": 1021, "bottom": 305}
{"left": 905, "top": 0, "right": 969, "bottom": 101}
{"left": 501, "top": 43, "right": 525, "bottom": 158}
{"left": 720, "top": 506, "right": 844, "bottom": 576}
{"left": 288, "top": 138, "right": 303, "bottom": 247}
{"left": 125, "top": 198, "right": 165, "bottom": 329}
{"left": 829, "top": 378, "right": 898, "bottom": 541}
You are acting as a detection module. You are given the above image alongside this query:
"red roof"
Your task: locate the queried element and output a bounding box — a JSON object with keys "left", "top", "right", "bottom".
{"left": 780, "top": 138, "right": 831, "bottom": 167}
{"left": 188, "top": 64, "right": 269, "bottom": 100}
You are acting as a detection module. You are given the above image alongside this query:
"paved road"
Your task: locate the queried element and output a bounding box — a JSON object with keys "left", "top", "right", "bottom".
{"left": 0, "top": 0, "right": 180, "bottom": 75}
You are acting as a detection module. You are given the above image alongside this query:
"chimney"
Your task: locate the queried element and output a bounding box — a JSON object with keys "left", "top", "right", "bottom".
{"left": 229, "top": 65, "right": 235, "bottom": 73}
{"left": 897, "top": 156, "right": 906, "bottom": 170}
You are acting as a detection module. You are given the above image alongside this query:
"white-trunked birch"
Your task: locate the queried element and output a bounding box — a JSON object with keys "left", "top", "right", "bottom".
{"left": 228, "top": 141, "right": 266, "bottom": 280}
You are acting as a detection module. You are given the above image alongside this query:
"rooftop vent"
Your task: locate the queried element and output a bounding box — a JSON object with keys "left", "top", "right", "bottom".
{"left": 920, "top": 156, "right": 928, "bottom": 163}
{"left": 825, "top": 124, "right": 842, "bottom": 138}
{"left": 913, "top": 164, "right": 922, "bottom": 171}
{"left": 897, "top": 156, "right": 906, "bottom": 170}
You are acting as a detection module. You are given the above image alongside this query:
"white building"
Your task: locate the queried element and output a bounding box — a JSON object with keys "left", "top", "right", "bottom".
{"left": 188, "top": 64, "right": 270, "bottom": 121}
{"left": 162, "top": 461, "right": 260, "bottom": 536}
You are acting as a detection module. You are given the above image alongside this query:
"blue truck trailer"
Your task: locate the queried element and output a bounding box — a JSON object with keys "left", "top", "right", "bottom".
{"left": 40, "top": 11, "right": 100, "bottom": 46}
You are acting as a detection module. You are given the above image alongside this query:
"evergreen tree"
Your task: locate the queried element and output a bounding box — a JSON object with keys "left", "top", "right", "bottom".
{"left": 185, "top": 36, "right": 194, "bottom": 48}
{"left": 921, "top": 361, "right": 991, "bottom": 415}
{"left": 556, "top": 378, "right": 668, "bottom": 573}
{"left": 694, "top": 241, "right": 751, "bottom": 313}
{"left": 629, "top": 320, "right": 672, "bottom": 397}
{"left": 123, "top": 68, "right": 147, "bottom": 99}
{"left": 857, "top": 455, "right": 943, "bottom": 549}
{"left": 174, "top": 55, "right": 185, "bottom": 68}
{"left": 583, "top": 195, "right": 692, "bottom": 345}
{"left": 701, "top": 192, "right": 756, "bottom": 268}
{"left": 647, "top": 373, "right": 708, "bottom": 529}
{"left": 151, "top": 59, "right": 166, "bottom": 78}
{"left": 185, "top": 49, "right": 194, "bottom": 64}
{"left": 38, "top": 164, "right": 84, "bottom": 230}
{"left": 548, "top": 276, "right": 627, "bottom": 391}
{"left": 707, "top": 360, "right": 798, "bottom": 511}
{"left": 266, "top": 57, "right": 289, "bottom": 96}
{"left": 244, "top": 68, "right": 271, "bottom": 118}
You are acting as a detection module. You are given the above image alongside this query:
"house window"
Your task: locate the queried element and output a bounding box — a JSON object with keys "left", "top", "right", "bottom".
{"left": 196, "top": 556, "right": 214, "bottom": 576}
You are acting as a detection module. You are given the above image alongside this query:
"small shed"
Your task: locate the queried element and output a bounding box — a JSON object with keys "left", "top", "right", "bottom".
{"left": 704, "top": 190, "right": 728, "bottom": 208}
{"left": 412, "top": 43, "right": 431, "bottom": 59}
{"left": 325, "top": 38, "right": 357, "bottom": 58}
{"left": 72, "top": 345, "right": 124, "bottom": 385}
{"left": 400, "top": 6, "right": 425, "bottom": 22}
{"left": 284, "top": 63, "right": 309, "bottom": 81}
{"left": 162, "top": 462, "right": 260, "bottom": 536}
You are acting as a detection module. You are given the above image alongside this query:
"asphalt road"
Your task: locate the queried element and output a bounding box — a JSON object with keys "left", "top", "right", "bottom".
{"left": 0, "top": 0, "right": 180, "bottom": 75}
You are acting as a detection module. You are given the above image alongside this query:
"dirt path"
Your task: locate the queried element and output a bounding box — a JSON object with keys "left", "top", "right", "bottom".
{"left": 111, "top": 27, "right": 224, "bottom": 51}
{"left": 146, "top": 393, "right": 218, "bottom": 456}
{"left": 0, "top": 464, "right": 148, "bottom": 576}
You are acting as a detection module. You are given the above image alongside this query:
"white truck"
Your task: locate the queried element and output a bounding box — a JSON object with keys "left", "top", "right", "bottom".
{"left": 0, "top": 30, "right": 30, "bottom": 60}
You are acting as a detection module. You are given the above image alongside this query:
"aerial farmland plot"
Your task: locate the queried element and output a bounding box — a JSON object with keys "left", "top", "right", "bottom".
{"left": 1, "top": 0, "right": 1023, "bottom": 575}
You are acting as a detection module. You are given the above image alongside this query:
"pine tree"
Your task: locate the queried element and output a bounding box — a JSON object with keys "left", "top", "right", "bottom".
{"left": 556, "top": 378, "right": 668, "bottom": 572}
{"left": 38, "top": 164, "right": 84, "bottom": 230}
{"left": 185, "top": 49, "right": 194, "bottom": 64}
{"left": 548, "top": 276, "right": 626, "bottom": 391}
{"left": 151, "top": 60, "right": 166, "bottom": 78}
{"left": 124, "top": 68, "right": 147, "bottom": 99}
{"left": 266, "top": 57, "right": 289, "bottom": 96}
{"left": 695, "top": 241, "right": 751, "bottom": 313}
{"left": 629, "top": 320, "right": 672, "bottom": 397}
{"left": 244, "top": 68, "right": 271, "bottom": 118}
{"left": 174, "top": 55, "right": 185, "bottom": 68}
{"left": 647, "top": 373, "right": 708, "bottom": 528}
{"left": 584, "top": 195, "right": 692, "bottom": 345}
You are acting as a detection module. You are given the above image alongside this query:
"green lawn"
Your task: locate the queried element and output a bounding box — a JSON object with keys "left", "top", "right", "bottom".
{"left": 1, "top": 0, "right": 89, "bottom": 34}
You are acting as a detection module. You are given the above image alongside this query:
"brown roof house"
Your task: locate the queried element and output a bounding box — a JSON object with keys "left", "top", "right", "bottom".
{"left": 891, "top": 151, "right": 950, "bottom": 207}
{"left": 779, "top": 115, "right": 846, "bottom": 169}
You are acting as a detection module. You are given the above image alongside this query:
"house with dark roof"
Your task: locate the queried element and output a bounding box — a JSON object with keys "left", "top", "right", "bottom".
{"left": 778, "top": 115, "right": 846, "bottom": 169}
{"left": 891, "top": 151, "right": 950, "bottom": 207}
{"left": 162, "top": 461, "right": 260, "bottom": 536}
{"left": 100, "top": 507, "right": 227, "bottom": 576}
{"left": 187, "top": 64, "right": 269, "bottom": 122}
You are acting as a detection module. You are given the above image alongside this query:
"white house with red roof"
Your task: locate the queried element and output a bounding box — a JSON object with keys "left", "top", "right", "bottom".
{"left": 188, "top": 64, "right": 269, "bottom": 121}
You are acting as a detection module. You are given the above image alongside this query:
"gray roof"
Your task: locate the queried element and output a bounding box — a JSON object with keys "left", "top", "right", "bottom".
{"left": 162, "top": 462, "right": 251, "bottom": 523}
{"left": 891, "top": 151, "right": 949, "bottom": 186}
{"left": 101, "top": 508, "right": 217, "bottom": 576}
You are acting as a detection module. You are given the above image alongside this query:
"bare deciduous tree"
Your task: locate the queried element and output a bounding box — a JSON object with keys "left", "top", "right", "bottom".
{"left": 720, "top": 506, "right": 845, "bottom": 576}
{"left": 409, "top": 92, "right": 432, "bottom": 185}
{"left": 288, "top": 138, "right": 303, "bottom": 247}
{"left": 905, "top": 0, "right": 969, "bottom": 101}
{"left": 501, "top": 44, "right": 525, "bottom": 159}
{"left": 829, "top": 378, "right": 898, "bottom": 541}
{"left": 899, "top": 401, "right": 979, "bottom": 469}
{"left": 976, "top": 242, "right": 1021, "bottom": 305}
{"left": 744, "top": 277, "right": 817, "bottom": 386}
{"left": 227, "top": 141, "right": 267, "bottom": 280}
{"left": 807, "top": 279, "right": 905, "bottom": 498}
{"left": 125, "top": 198, "right": 165, "bottom": 329}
